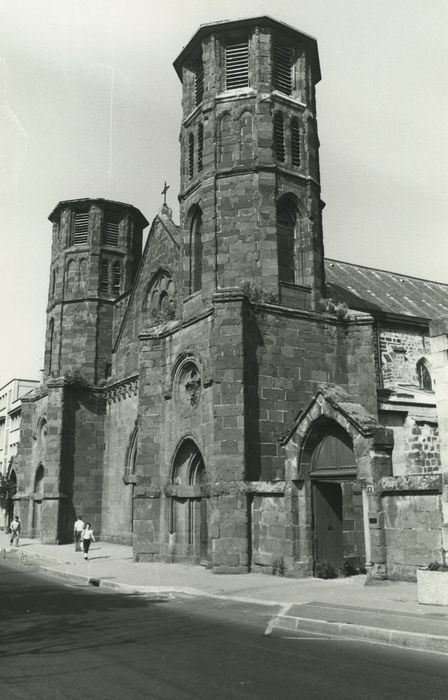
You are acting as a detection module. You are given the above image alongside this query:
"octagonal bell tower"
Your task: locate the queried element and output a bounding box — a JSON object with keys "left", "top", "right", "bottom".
{"left": 45, "top": 198, "right": 148, "bottom": 384}
{"left": 174, "top": 16, "right": 325, "bottom": 310}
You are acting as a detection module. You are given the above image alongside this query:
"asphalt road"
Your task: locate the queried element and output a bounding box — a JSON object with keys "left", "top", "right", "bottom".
{"left": 1, "top": 560, "right": 447, "bottom": 700}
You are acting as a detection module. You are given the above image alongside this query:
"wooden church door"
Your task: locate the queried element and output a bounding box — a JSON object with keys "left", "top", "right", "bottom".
{"left": 313, "top": 480, "right": 343, "bottom": 570}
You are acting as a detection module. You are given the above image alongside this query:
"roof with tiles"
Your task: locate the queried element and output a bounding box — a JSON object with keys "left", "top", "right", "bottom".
{"left": 324, "top": 259, "right": 448, "bottom": 321}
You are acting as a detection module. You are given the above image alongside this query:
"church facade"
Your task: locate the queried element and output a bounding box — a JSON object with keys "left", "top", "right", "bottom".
{"left": 13, "top": 16, "right": 448, "bottom": 580}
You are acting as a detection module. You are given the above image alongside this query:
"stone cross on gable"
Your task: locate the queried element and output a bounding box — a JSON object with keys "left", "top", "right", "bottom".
{"left": 161, "top": 181, "right": 170, "bottom": 206}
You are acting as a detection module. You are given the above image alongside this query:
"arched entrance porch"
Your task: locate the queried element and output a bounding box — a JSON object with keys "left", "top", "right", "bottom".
{"left": 282, "top": 385, "right": 394, "bottom": 579}
{"left": 169, "top": 438, "right": 208, "bottom": 565}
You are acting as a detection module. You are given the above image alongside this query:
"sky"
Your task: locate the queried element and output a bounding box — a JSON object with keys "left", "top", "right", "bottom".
{"left": 0, "top": 0, "right": 447, "bottom": 388}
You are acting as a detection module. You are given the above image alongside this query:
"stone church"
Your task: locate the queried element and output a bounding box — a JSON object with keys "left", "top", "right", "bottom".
{"left": 13, "top": 16, "right": 448, "bottom": 580}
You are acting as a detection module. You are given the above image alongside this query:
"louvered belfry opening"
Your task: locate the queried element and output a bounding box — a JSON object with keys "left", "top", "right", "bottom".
{"left": 195, "top": 62, "right": 204, "bottom": 106}
{"left": 100, "top": 259, "right": 109, "bottom": 294}
{"left": 273, "top": 112, "right": 285, "bottom": 162}
{"left": 104, "top": 209, "right": 121, "bottom": 246}
{"left": 291, "top": 117, "right": 301, "bottom": 166}
{"left": 225, "top": 40, "right": 249, "bottom": 90}
{"left": 273, "top": 45, "right": 293, "bottom": 95}
{"left": 73, "top": 211, "right": 89, "bottom": 245}
{"left": 112, "top": 261, "right": 121, "bottom": 295}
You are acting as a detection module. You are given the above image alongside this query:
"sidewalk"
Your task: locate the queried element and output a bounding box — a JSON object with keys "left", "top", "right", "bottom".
{"left": 2, "top": 533, "right": 448, "bottom": 655}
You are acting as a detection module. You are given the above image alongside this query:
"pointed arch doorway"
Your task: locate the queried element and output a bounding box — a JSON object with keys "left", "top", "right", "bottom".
{"left": 304, "top": 420, "right": 364, "bottom": 575}
{"left": 170, "top": 439, "right": 208, "bottom": 565}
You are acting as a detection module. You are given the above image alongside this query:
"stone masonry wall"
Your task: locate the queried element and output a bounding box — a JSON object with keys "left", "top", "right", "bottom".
{"left": 245, "top": 305, "right": 377, "bottom": 481}
{"left": 379, "top": 325, "right": 431, "bottom": 388}
{"left": 382, "top": 491, "right": 443, "bottom": 580}
{"left": 102, "top": 391, "right": 138, "bottom": 544}
{"left": 60, "top": 385, "right": 106, "bottom": 539}
{"left": 113, "top": 215, "right": 179, "bottom": 380}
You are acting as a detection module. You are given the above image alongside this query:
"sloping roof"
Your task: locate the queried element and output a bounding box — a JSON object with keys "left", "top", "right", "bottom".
{"left": 325, "top": 259, "right": 448, "bottom": 321}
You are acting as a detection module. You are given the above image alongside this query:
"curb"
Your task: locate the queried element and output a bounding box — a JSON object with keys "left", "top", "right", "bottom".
{"left": 38, "top": 566, "right": 285, "bottom": 606}
{"left": 267, "top": 613, "right": 448, "bottom": 656}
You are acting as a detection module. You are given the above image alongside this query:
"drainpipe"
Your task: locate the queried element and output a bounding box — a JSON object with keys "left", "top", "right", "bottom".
{"left": 362, "top": 486, "right": 372, "bottom": 568}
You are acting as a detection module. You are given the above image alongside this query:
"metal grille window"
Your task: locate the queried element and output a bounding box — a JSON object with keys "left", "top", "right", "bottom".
{"left": 73, "top": 212, "right": 89, "bottom": 245}
{"left": 198, "top": 123, "right": 203, "bottom": 172}
{"left": 104, "top": 209, "right": 121, "bottom": 246}
{"left": 291, "top": 117, "right": 301, "bottom": 166}
{"left": 188, "top": 132, "right": 194, "bottom": 178}
{"left": 273, "top": 112, "right": 285, "bottom": 162}
{"left": 273, "top": 45, "right": 293, "bottom": 95}
{"left": 100, "top": 260, "right": 109, "bottom": 294}
{"left": 225, "top": 41, "right": 249, "bottom": 90}
{"left": 195, "top": 63, "right": 204, "bottom": 106}
{"left": 112, "top": 261, "right": 121, "bottom": 295}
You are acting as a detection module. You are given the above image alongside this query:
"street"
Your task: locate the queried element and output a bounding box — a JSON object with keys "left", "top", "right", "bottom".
{"left": 1, "top": 560, "right": 447, "bottom": 699}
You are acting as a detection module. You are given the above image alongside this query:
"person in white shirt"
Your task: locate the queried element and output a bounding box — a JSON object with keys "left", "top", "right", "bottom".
{"left": 9, "top": 515, "right": 20, "bottom": 546}
{"left": 73, "top": 515, "right": 85, "bottom": 552}
{"left": 81, "top": 523, "right": 95, "bottom": 560}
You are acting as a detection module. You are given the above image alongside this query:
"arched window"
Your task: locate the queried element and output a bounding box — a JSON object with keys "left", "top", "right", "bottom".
{"left": 276, "top": 196, "right": 297, "bottom": 284}
{"left": 65, "top": 259, "right": 77, "bottom": 295}
{"left": 125, "top": 426, "right": 138, "bottom": 482}
{"left": 144, "top": 270, "right": 176, "bottom": 323}
{"left": 417, "top": 359, "right": 432, "bottom": 391}
{"left": 34, "top": 464, "right": 45, "bottom": 495}
{"left": 197, "top": 123, "right": 203, "bottom": 172}
{"left": 273, "top": 112, "right": 285, "bottom": 162}
{"left": 112, "top": 261, "right": 121, "bottom": 296}
{"left": 190, "top": 207, "right": 203, "bottom": 293}
{"left": 79, "top": 258, "right": 87, "bottom": 294}
{"left": 291, "top": 117, "right": 301, "bottom": 166}
{"left": 51, "top": 269, "right": 56, "bottom": 298}
{"left": 48, "top": 318, "right": 55, "bottom": 375}
{"left": 188, "top": 132, "right": 194, "bottom": 179}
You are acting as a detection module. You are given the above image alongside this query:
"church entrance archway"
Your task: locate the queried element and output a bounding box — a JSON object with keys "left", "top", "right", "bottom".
{"left": 170, "top": 439, "right": 208, "bottom": 565}
{"left": 303, "top": 419, "right": 365, "bottom": 576}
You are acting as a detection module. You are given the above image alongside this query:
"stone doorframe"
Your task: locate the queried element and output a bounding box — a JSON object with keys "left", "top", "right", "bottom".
{"left": 281, "top": 385, "right": 394, "bottom": 579}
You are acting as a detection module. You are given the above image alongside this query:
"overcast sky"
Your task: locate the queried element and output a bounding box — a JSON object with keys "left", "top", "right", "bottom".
{"left": 0, "top": 0, "right": 447, "bottom": 388}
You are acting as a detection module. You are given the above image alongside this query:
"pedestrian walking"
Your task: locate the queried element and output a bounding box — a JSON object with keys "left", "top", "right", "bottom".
{"left": 9, "top": 515, "right": 20, "bottom": 546}
{"left": 81, "top": 522, "right": 95, "bottom": 560}
{"left": 73, "top": 515, "right": 85, "bottom": 551}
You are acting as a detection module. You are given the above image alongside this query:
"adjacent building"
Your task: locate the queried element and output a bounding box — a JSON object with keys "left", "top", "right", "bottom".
{"left": 12, "top": 16, "right": 448, "bottom": 580}
{"left": 0, "top": 378, "right": 39, "bottom": 527}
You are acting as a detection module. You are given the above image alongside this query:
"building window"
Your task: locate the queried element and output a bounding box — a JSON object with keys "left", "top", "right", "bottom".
{"left": 225, "top": 40, "right": 249, "bottom": 90}
{"left": 51, "top": 269, "right": 56, "bottom": 298}
{"left": 144, "top": 271, "right": 176, "bottom": 323}
{"left": 73, "top": 212, "right": 89, "bottom": 245}
{"left": 291, "top": 117, "right": 301, "bottom": 166}
{"left": 100, "top": 260, "right": 109, "bottom": 294}
{"left": 104, "top": 209, "right": 121, "bottom": 246}
{"left": 273, "top": 112, "right": 285, "bottom": 163}
{"left": 190, "top": 207, "right": 203, "bottom": 293}
{"left": 112, "top": 261, "right": 121, "bottom": 295}
{"left": 417, "top": 359, "right": 432, "bottom": 391}
{"left": 189, "top": 132, "right": 194, "bottom": 179}
{"left": 48, "top": 318, "right": 54, "bottom": 375}
{"left": 198, "top": 123, "right": 203, "bottom": 172}
{"left": 195, "top": 62, "right": 204, "bottom": 106}
{"left": 273, "top": 45, "right": 294, "bottom": 95}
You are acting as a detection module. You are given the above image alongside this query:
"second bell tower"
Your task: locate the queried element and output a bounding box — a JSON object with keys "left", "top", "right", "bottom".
{"left": 174, "top": 16, "right": 324, "bottom": 310}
